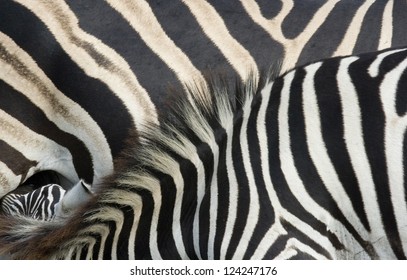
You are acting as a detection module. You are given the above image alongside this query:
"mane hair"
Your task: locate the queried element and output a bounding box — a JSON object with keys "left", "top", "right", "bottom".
{"left": 0, "top": 66, "right": 281, "bottom": 259}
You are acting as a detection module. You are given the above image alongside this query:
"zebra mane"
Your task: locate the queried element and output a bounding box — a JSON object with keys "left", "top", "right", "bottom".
{"left": 0, "top": 67, "right": 280, "bottom": 259}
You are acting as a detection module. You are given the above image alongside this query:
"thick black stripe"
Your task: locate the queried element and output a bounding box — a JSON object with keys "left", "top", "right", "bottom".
{"left": 102, "top": 220, "right": 115, "bottom": 259}
{"left": 314, "top": 58, "right": 370, "bottom": 231}
{"left": 298, "top": 1, "right": 363, "bottom": 66}
{"left": 179, "top": 157, "right": 199, "bottom": 260}
{"left": 213, "top": 126, "right": 229, "bottom": 260}
{"left": 116, "top": 204, "right": 133, "bottom": 260}
{"left": 395, "top": 60, "right": 407, "bottom": 116}
{"left": 155, "top": 172, "right": 181, "bottom": 259}
{"left": 0, "top": 78, "right": 93, "bottom": 183}
{"left": 0, "top": 139, "right": 37, "bottom": 183}
{"left": 353, "top": 1, "right": 385, "bottom": 54}
{"left": 197, "top": 141, "right": 214, "bottom": 260}
{"left": 0, "top": 1, "right": 132, "bottom": 159}
{"left": 256, "top": 0, "right": 282, "bottom": 19}
{"left": 133, "top": 188, "right": 153, "bottom": 259}
{"left": 207, "top": 0, "right": 284, "bottom": 75}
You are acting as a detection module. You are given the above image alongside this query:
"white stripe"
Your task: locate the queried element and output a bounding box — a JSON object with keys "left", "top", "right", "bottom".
{"left": 333, "top": 0, "right": 375, "bottom": 56}
{"left": 379, "top": 56, "right": 407, "bottom": 256}
{"left": 337, "top": 57, "right": 395, "bottom": 258}
{"left": 0, "top": 32, "right": 111, "bottom": 183}
{"left": 15, "top": 0, "right": 158, "bottom": 128}
{"left": 182, "top": 0, "right": 258, "bottom": 81}
{"left": 378, "top": 0, "right": 394, "bottom": 50}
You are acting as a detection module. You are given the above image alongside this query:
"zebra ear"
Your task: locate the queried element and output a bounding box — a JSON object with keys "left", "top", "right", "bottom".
{"left": 55, "top": 179, "right": 94, "bottom": 219}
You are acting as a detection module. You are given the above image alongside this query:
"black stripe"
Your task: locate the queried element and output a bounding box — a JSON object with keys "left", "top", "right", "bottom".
{"left": 256, "top": 0, "right": 282, "bottom": 19}
{"left": 0, "top": 139, "right": 37, "bottom": 183}
{"left": 132, "top": 188, "right": 153, "bottom": 259}
{"left": 213, "top": 126, "right": 229, "bottom": 260}
{"left": 155, "top": 172, "right": 181, "bottom": 259}
{"left": 179, "top": 157, "right": 199, "bottom": 260}
{"left": 392, "top": 0, "right": 407, "bottom": 47}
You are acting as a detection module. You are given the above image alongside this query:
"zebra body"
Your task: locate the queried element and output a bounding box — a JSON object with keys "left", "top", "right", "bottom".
{"left": 0, "top": 184, "right": 65, "bottom": 221}
{"left": 1, "top": 46, "right": 407, "bottom": 259}
{"left": 0, "top": 180, "right": 92, "bottom": 221}
{"left": 1, "top": 0, "right": 407, "bottom": 197}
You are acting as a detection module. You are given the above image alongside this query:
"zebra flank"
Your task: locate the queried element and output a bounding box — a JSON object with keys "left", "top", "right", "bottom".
{"left": 1, "top": 47, "right": 407, "bottom": 259}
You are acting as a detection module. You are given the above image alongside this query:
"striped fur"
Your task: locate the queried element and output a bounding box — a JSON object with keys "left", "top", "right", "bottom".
{"left": 1, "top": 0, "right": 407, "bottom": 196}
{"left": 0, "top": 184, "right": 65, "bottom": 221}
{"left": 1, "top": 47, "right": 407, "bottom": 259}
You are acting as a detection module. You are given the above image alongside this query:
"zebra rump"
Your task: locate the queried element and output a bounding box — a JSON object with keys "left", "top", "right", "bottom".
{"left": 1, "top": 47, "right": 407, "bottom": 259}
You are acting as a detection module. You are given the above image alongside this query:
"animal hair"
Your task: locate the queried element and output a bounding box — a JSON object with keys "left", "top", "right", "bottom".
{"left": 0, "top": 65, "right": 281, "bottom": 259}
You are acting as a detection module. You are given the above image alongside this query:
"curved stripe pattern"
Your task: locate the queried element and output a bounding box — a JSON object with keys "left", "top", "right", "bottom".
{"left": 1, "top": 0, "right": 407, "bottom": 198}
{"left": 1, "top": 47, "right": 407, "bottom": 259}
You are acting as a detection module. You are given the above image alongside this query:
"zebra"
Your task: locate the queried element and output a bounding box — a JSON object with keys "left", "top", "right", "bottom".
{"left": 0, "top": 179, "right": 93, "bottom": 221}
{"left": 1, "top": 46, "right": 407, "bottom": 259}
{"left": 0, "top": 184, "right": 65, "bottom": 221}
{"left": 1, "top": 0, "right": 407, "bottom": 198}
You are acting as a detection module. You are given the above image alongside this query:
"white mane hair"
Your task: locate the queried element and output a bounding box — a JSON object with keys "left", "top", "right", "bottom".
{"left": 0, "top": 66, "right": 281, "bottom": 259}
